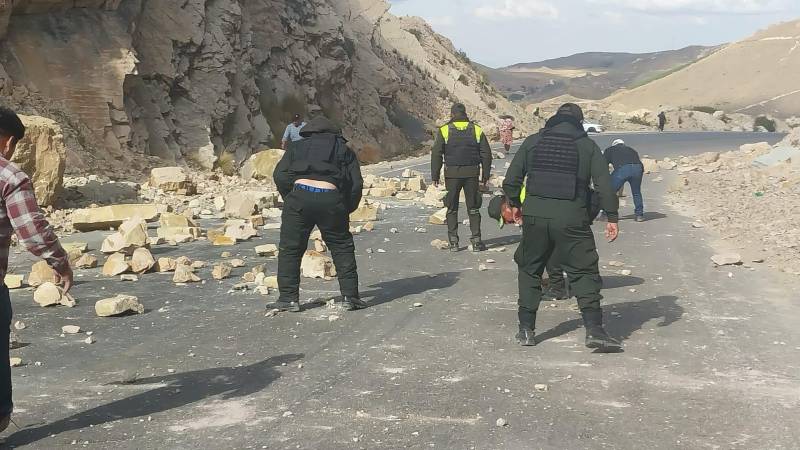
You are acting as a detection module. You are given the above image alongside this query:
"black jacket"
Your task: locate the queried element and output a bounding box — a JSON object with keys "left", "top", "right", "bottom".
{"left": 431, "top": 118, "right": 492, "bottom": 182}
{"left": 273, "top": 117, "right": 364, "bottom": 212}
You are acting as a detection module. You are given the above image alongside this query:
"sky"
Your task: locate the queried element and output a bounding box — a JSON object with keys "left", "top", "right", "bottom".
{"left": 388, "top": 0, "right": 800, "bottom": 67}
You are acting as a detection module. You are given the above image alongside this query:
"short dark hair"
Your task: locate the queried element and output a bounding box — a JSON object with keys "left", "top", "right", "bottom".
{"left": 0, "top": 106, "right": 25, "bottom": 140}
{"left": 451, "top": 103, "right": 467, "bottom": 116}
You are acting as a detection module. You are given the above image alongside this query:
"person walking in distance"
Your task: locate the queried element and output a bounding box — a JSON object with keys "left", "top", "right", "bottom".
{"left": 658, "top": 111, "right": 667, "bottom": 132}
{"left": 272, "top": 116, "right": 365, "bottom": 312}
{"left": 0, "top": 106, "right": 74, "bottom": 433}
{"left": 503, "top": 103, "right": 622, "bottom": 352}
{"left": 604, "top": 139, "right": 646, "bottom": 222}
{"left": 431, "top": 103, "right": 492, "bottom": 252}
{"left": 498, "top": 115, "right": 515, "bottom": 154}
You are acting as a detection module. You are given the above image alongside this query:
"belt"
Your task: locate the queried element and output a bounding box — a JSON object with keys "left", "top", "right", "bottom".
{"left": 294, "top": 184, "right": 337, "bottom": 193}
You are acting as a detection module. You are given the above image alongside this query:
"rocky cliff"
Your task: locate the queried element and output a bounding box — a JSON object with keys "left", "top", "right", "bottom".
{"left": 0, "top": 0, "right": 533, "bottom": 178}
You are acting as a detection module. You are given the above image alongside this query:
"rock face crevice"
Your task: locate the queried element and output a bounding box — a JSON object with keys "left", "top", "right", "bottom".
{"left": 1, "top": 0, "right": 535, "bottom": 175}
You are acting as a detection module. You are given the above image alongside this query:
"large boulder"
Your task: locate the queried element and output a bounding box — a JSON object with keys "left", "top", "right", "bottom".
{"left": 150, "top": 167, "right": 195, "bottom": 194}
{"left": 71, "top": 204, "right": 168, "bottom": 232}
{"left": 240, "top": 149, "right": 285, "bottom": 182}
{"left": 11, "top": 115, "right": 67, "bottom": 206}
{"left": 224, "top": 191, "right": 280, "bottom": 218}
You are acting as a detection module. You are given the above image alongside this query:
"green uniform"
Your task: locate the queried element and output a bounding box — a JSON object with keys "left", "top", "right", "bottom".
{"left": 431, "top": 119, "right": 492, "bottom": 247}
{"left": 503, "top": 120, "right": 619, "bottom": 331}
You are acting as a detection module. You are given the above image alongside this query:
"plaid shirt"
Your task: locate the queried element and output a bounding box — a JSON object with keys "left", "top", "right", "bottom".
{"left": 0, "top": 157, "right": 68, "bottom": 283}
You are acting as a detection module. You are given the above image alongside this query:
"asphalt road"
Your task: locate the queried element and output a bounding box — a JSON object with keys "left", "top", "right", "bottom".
{"left": 4, "top": 132, "right": 799, "bottom": 449}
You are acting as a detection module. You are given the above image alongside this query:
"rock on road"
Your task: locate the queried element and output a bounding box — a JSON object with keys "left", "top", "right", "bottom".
{"left": 4, "top": 132, "right": 800, "bottom": 449}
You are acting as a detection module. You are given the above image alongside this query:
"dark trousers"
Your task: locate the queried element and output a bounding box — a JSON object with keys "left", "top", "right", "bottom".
{"left": 444, "top": 177, "right": 482, "bottom": 244}
{"left": 277, "top": 188, "right": 359, "bottom": 303}
{"left": 1, "top": 285, "right": 12, "bottom": 415}
{"left": 515, "top": 217, "right": 603, "bottom": 329}
{"left": 611, "top": 164, "right": 644, "bottom": 217}
{"left": 546, "top": 260, "right": 565, "bottom": 288}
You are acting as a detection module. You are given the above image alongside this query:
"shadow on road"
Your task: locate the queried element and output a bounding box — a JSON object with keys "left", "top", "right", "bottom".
{"left": 361, "top": 272, "right": 461, "bottom": 307}
{"left": 483, "top": 234, "right": 521, "bottom": 248}
{"left": 535, "top": 296, "right": 683, "bottom": 345}
{"left": 602, "top": 275, "right": 645, "bottom": 289}
{"left": 621, "top": 212, "right": 668, "bottom": 222}
{"left": 6, "top": 354, "right": 304, "bottom": 447}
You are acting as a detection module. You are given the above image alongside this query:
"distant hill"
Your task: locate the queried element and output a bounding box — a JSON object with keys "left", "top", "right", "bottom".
{"left": 482, "top": 46, "right": 720, "bottom": 103}
{"left": 606, "top": 19, "right": 800, "bottom": 118}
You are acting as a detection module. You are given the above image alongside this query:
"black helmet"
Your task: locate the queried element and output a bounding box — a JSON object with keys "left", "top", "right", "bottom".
{"left": 556, "top": 103, "right": 584, "bottom": 122}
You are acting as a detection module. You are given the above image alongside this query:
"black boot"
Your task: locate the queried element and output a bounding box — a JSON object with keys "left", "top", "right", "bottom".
{"left": 342, "top": 296, "right": 369, "bottom": 311}
{"left": 471, "top": 238, "right": 487, "bottom": 252}
{"left": 516, "top": 327, "right": 536, "bottom": 346}
{"left": 581, "top": 309, "right": 622, "bottom": 352}
{"left": 516, "top": 310, "right": 537, "bottom": 346}
{"left": 267, "top": 301, "right": 301, "bottom": 313}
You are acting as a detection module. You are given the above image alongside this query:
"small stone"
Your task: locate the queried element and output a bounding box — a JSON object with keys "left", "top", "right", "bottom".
{"left": 429, "top": 208, "right": 448, "bottom": 225}
{"left": 95, "top": 295, "right": 144, "bottom": 317}
{"left": 608, "top": 261, "right": 625, "bottom": 267}
{"left": 366, "top": 248, "right": 374, "bottom": 254}
{"left": 430, "top": 239, "right": 450, "bottom": 250}
{"left": 265, "top": 309, "right": 280, "bottom": 318}
{"left": 389, "top": 228, "right": 399, "bottom": 234}
{"left": 619, "top": 269, "right": 632, "bottom": 276}
{"left": 221, "top": 252, "right": 232, "bottom": 258}
{"left": 212, "top": 235, "right": 237, "bottom": 246}
{"left": 230, "top": 259, "right": 245, "bottom": 268}
{"left": 5, "top": 274, "right": 24, "bottom": 289}
{"left": 496, "top": 418, "right": 508, "bottom": 427}
{"left": 363, "top": 222, "right": 375, "bottom": 232}
{"left": 120, "top": 274, "right": 139, "bottom": 282}
{"left": 102, "top": 253, "right": 130, "bottom": 277}
{"left": 712, "top": 253, "right": 743, "bottom": 266}
{"left": 13, "top": 321, "right": 26, "bottom": 330}
{"left": 691, "top": 222, "right": 705, "bottom": 229}
{"left": 328, "top": 315, "right": 341, "bottom": 322}
{"left": 413, "top": 302, "right": 423, "bottom": 308}
{"left": 73, "top": 254, "right": 98, "bottom": 269}
{"left": 377, "top": 249, "right": 386, "bottom": 253}
{"left": 282, "top": 411, "right": 294, "bottom": 418}
{"left": 156, "top": 257, "right": 177, "bottom": 273}
{"left": 84, "top": 336, "right": 96, "bottom": 344}
{"left": 191, "top": 261, "right": 207, "bottom": 270}
{"left": 534, "top": 384, "right": 549, "bottom": 392}
{"left": 478, "top": 264, "right": 488, "bottom": 272}
{"left": 28, "top": 260, "right": 58, "bottom": 287}
{"left": 212, "top": 264, "right": 232, "bottom": 280}
{"left": 255, "top": 244, "right": 279, "bottom": 257}
{"left": 173, "top": 264, "right": 201, "bottom": 283}
{"left": 301, "top": 251, "right": 336, "bottom": 278}
{"left": 62, "top": 325, "right": 81, "bottom": 334}
{"left": 10, "top": 357, "right": 23, "bottom": 367}
{"left": 130, "top": 248, "right": 156, "bottom": 274}
{"left": 33, "top": 282, "right": 64, "bottom": 307}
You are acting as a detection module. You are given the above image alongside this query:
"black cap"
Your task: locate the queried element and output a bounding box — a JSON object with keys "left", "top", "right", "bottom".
{"left": 557, "top": 103, "right": 584, "bottom": 122}
{"left": 451, "top": 103, "right": 467, "bottom": 117}
{"left": 293, "top": 113, "right": 302, "bottom": 120}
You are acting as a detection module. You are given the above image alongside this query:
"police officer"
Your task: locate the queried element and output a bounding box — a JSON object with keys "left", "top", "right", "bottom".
{"left": 487, "top": 189, "right": 566, "bottom": 300}
{"left": 503, "top": 103, "right": 622, "bottom": 352}
{"left": 431, "top": 103, "right": 492, "bottom": 252}
{"left": 272, "top": 116, "right": 366, "bottom": 312}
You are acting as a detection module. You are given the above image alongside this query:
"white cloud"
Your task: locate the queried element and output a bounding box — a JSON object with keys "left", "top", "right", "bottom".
{"left": 589, "top": 0, "right": 791, "bottom": 14}
{"left": 473, "top": 0, "right": 559, "bottom": 20}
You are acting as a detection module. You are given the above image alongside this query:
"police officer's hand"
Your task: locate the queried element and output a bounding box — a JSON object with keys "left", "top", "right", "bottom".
{"left": 512, "top": 207, "right": 523, "bottom": 225}
{"left": 605, "top": 223, "right": 619, "bottom": 243}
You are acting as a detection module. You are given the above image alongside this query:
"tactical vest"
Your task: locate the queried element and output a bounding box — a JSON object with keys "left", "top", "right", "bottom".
{"left": 440, "top": 122, "right": 482, "bottom": 167}
{"left": 288, "top": 133, "right": 348, "bottom": 187}
{"left": 527, "top": 131, "right": 581, "bottom": 200}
